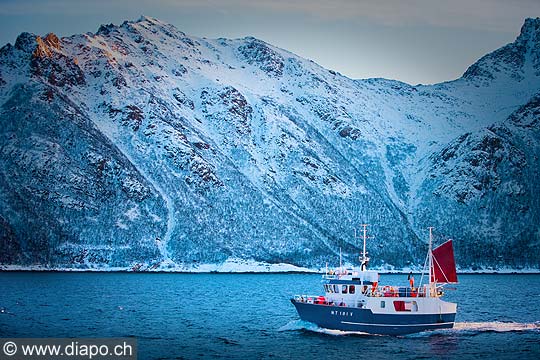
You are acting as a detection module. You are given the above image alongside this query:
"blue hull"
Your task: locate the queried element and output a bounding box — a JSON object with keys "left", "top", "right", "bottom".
{"left": 291, "top": 299, "right": 455, "bottom": 335}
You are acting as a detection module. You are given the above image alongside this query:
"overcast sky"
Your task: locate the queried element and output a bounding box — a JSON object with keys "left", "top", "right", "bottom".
{"left": 1, "top": 0, "right": 539, "bottom": 84}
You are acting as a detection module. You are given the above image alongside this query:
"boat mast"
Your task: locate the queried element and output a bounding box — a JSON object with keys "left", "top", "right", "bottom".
{"left": 359, "top": 224, "right": 369, "bottom": 271}
{"left": 362, "top": 224, "right": 367, "bottom": 264}
{"left": 428, "top": 227, "right": 434, "bottom": 298}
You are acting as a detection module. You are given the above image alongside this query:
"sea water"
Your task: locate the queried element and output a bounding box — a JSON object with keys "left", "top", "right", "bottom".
{"left": 0, "top": 273, "right": 539, "bottom": 359}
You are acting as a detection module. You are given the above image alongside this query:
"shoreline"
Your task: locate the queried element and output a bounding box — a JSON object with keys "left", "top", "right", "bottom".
{"left": 1, "top": 270, "right": 539, "bottom": 275}
{"left": 2, "top": 257, "right": 538, "bottom": 274}
{"left": 1, "top": 265, "right": 539, "bottom": 275}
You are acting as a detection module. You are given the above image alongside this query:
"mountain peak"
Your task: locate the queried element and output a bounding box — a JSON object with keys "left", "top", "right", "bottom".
{"left": 135, "top": 15, "right": 161, "bottom": 24}
{"left": 33, "top": 33, "right": 61, "bottom": 58}
{"left": 519, "top": 17, "right": 540, "bottom": 39}
{"left": 514, "top": 17, "right": 540, "bottom": 49}
{"left": 462, "top": 17, "right": 540, "bottom": 83}
{"left": 10, "top": 32, "right": 61, "bottom": 59}
{"left": 14, "top": 32, "right": 37, "bottom": 52}
{"left": 94, "top": 16, "right": 187, "bottom": 41}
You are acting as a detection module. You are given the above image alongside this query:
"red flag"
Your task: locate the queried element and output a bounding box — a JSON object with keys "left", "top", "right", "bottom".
{"left": 431, "top": 240, "right": 458, "bottom": 283}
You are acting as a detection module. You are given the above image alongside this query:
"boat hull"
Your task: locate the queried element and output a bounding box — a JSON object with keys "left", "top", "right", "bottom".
{"left": 291, "top": 299, "right": 455, "bottom": 335}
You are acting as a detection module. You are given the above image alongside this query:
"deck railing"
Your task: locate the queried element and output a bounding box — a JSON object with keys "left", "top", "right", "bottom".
{"left": 293, "top": 295, "right": 362, "bottom": 308}
{"left": 294, "top": 286, "right": 441, "bottom": 307}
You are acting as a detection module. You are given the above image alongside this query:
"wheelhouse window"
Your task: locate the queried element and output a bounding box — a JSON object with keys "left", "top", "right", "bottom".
{"left": 349, "top": 285, "right": 355, "bottom": 294}
{"left": 342, "top": 285, "right": 348, "bottom": 294}
{"left": 333, "top": 285, "right": 339, "bottom": 293}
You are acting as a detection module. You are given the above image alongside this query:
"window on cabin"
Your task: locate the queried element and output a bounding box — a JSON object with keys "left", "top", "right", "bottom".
{"left": 381, "top": 301, "right": 385, "bottom": 308}
{"left": 333, "top": 285, "right": 339, "bottom": 293}
{"left": 349, "top": 285, "right": 355, "bottom": 294}
{"left": 342, "top": 285, "right": 348, "bottom": 294}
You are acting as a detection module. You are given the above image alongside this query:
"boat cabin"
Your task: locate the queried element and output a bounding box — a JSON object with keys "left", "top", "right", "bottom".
{"left": 321, "top": 269, "right": 379, "bottom": 305}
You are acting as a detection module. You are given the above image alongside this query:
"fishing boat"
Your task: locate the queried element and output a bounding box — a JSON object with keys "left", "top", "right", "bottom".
{"left": 290, "top": 226, "right": 458, "bottom": 335}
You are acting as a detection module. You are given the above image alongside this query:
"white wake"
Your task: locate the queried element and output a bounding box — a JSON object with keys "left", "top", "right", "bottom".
{"left": 452, "top": 321, "right": 540, "bottom": 333}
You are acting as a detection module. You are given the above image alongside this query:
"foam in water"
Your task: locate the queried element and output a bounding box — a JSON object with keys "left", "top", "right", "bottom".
{"left": 278, "top": 320, "right": 317, "bottom": 332}
{"left": 452, "top": 321, "right": 540, "bottom": 333}
{"left": 406, "top": 321, "right": 540, "bottom": 338}
{"left": 278, "top": 320, "right": 382, "bottom": 336}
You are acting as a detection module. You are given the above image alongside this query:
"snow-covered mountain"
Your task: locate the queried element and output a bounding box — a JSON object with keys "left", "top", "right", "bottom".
{"left": 1, "top": 16, "right": 539, "bottom": 271}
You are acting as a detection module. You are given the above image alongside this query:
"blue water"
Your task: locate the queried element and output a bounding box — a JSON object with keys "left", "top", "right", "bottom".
{"left": 0, "top": 273, "right": 539, "bottom": 359}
